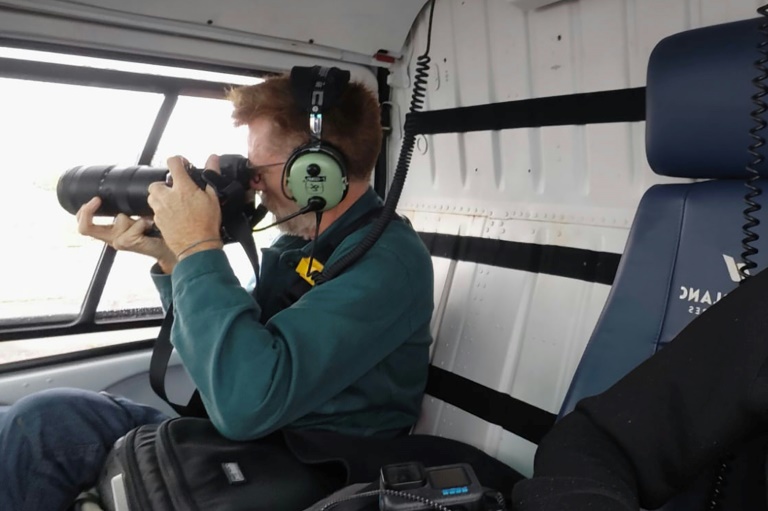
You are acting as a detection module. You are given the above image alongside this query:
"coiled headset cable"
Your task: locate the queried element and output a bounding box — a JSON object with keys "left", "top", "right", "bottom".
{"left": 312, "top": 0, "right": 436, "bottom": 285}
{"left": 708, "top": 6, "right": 768, "bottom": 510}
{"left": 740, "top": 5, "right": 768, "bottom": 281}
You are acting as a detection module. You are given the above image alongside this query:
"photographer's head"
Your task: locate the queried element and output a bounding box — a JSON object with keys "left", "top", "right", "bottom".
{"left": 227, "top": 72, "right": 382, "bottom": 238}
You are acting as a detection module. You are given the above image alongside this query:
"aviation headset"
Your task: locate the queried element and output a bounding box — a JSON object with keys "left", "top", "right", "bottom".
{"left": 282, "top": 66, "right": 350, "bottom": 213}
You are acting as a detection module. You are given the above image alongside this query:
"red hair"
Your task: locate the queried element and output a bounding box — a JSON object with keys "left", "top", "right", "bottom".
{"left": 227, "top": 74, "right": 382, "bottom": 181}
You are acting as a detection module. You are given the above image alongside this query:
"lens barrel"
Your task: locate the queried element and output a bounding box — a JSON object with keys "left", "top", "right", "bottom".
{"left": 56, "top": 155, "right": 252, "bottom": 218}
{"left": 57, "top": 165, "right": 168, "bottom": 217}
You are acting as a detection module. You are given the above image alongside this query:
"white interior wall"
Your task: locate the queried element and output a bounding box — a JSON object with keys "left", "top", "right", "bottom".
{"left": 396, "top": 0, "right": 764, "bottom": 476}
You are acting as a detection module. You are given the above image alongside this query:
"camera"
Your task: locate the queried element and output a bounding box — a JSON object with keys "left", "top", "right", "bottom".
{"left": 56, "top": 154, "right": 254, "bottom": 218}
{"left": 379, "top": 462, "right": 491, "bottom": 511}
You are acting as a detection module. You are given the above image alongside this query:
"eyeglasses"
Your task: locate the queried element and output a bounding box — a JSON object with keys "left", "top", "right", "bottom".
{"left": 248, "top": 161, "right": 286, "bottom": 182}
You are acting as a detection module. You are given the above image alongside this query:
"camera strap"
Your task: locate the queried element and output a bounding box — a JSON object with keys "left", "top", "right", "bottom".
{"left": 149, "top": 205, "right": 391, "bottom": 417}
{"left": 149, "top": 189, "right": 264, "bottom": 418}
{"left": 275, "top": 207, "right": 385, "bottom": 312}
{"left": 150, "top": 302, "right": 208, "bottom": 417}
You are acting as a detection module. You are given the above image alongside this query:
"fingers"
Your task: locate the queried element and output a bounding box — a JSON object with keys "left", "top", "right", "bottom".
{"left": 111, "top": 217, "right": 152, "bottom": 251}
{"left": 203, "top": 155, "right": 221, "bottom": 199}
{"left": 204, "top": 181, "right": 219, "bottom": 200}
{"left": 76, "top": 199, "right": 141, "bottom": 246}
{"left": 76, "top": 197, "right": 113, "bottom": 241}
{"left": 76, "top": 196, "right": 100, "bottom": 221}
{"left": 147, "top": 180, "right": 166, "bottom": 197}
{"left": 113, "top": 212, "right": 134, "bottom": 232}
{"left": 205, "top": 154, "right": 221, "bottom": 174}
{"left": 166, "top": 155, "right": 195, "bottom": 191}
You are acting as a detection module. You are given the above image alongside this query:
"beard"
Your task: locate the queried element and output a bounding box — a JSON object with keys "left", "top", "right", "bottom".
{"left": 260, "top": 192, "right": 317, "bottom": 239}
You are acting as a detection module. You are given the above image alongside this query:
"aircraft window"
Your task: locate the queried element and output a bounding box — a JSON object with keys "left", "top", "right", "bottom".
{"left": 151, "top": 96, "right": 249, "bottom": 168}
{"left": 0, "top": 55, "right": 269, "bottom": 364}
{"left": 95, "top": 94, "right": 277, "bottom": 321}
{"left": 0, "top": 77, "right": 164, "bottom": 326}
{"left": 91, "top": 96, "right": 251, "bottom": 319}
{"left": 150, "top": 94, "right": 279, "bottom": 285}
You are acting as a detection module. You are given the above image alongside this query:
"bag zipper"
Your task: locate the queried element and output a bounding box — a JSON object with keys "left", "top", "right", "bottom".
{"left": 120, "top": 427, "right": 154, "bottom": 511}
{"left": 157, "top": 418, "right": 200, "bottom": 511}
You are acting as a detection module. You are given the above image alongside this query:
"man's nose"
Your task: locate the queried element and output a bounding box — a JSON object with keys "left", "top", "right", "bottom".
{"left": 253, "top": 181, "right": 267, "bottom": 193}
{"left": 251, "top": 172, "right": 265, "bottom": 190}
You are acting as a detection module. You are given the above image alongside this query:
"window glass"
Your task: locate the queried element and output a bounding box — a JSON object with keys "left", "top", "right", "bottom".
{"left": 0, "top": 53, "right": 270, "bottom": 366}
{"left": 151, "top": 95, "right": 248, "bottom": 168}
{"left": 96, "top": 251, "right": 164, "bottom": 319}
{"left": 150, "top": 95, "right": 279, "bottom": 286}
{"left": 90, "top": 95, "right": 278, "bottom": 317}
{"left": 0, "top": 78, "right": 164, "bottom": 323}
{"left": 96, "top": 95, "right": 261, "bottom": 316}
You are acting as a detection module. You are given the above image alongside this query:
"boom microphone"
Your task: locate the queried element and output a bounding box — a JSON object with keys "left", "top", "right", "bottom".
{"left": 253, "top": 197, "right": 326, "bottom": 232}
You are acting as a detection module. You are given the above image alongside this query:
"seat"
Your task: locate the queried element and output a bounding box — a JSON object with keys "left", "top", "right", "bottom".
{"left": 559, "top": 17, "right": 768, "bottom": 510}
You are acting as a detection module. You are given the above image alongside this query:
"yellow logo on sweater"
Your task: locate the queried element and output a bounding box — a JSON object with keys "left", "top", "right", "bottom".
{"left": 295, "top": 257, "right": 325, "bottom": 286}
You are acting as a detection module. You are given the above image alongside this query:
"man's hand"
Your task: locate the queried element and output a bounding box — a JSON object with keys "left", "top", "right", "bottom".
{"left": 147, "top": 155, "right": 223, "bottom": 261}
{"left": 77, "top": 196, "right": 178, "bottom": 273}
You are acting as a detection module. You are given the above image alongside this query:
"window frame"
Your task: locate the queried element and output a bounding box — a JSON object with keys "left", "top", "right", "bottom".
{"left": 0, "top": 49, "right": 267, "bottom": 345}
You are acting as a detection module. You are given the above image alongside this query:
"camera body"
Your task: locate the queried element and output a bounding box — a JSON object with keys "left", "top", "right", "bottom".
{"left": 379, "top": 462, "right": 484, "bottom": 511}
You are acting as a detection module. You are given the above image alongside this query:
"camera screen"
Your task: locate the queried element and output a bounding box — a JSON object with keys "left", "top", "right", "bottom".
{"left": 427, "top": 467, "right": 470, "bottom": 489}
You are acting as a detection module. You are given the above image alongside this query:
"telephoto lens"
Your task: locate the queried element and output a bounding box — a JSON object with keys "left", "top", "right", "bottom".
{"left": 57, "top": 165, "right": 168, "bottom": 217}
{"left": 56, "top": 155, "right": 252, "bottom": 217}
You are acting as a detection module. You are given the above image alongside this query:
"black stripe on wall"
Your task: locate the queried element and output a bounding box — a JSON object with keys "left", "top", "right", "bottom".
{"left": 409, "top": 87, "right": 646, "bottom": 135}
{"left": 426, "top": 366, "right": 556, "bottom": 445}
{"left": 419, "top": 232, "right": 621, "bottom": 286}
{"left": 420, "top": 234, "right": 621, "bottom": 443}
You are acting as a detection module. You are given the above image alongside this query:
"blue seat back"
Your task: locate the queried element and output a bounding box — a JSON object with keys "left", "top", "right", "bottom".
{"left": 559, "top": 17, "right": 768, "bottom": 510}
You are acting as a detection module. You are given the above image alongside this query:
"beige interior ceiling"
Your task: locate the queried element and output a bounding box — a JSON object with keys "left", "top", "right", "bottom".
{"left": 0, "top": 0, "right": 430, "bottom": 66}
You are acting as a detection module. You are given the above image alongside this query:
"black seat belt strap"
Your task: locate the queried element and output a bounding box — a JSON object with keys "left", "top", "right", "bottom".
{"left": 150, "top": 212, "right": 260, "bottom": 418}
{"left": 149, "top": 302, "right": 209, "bottom": 417}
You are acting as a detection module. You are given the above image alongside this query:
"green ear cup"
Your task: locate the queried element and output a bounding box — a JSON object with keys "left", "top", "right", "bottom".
{"left": 286, "top": 151, "right": 348, "bottom": 211}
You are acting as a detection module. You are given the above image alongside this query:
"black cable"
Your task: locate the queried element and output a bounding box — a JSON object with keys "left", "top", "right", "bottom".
{"left": 312, "top": 0, "right": 436, "bottom": 285}
{"left": 306, "top": 212, "right": 323, "bottom": 278}
{"left": 740, "top": 5, "right": 768, "bottom": 280}
{"left": 708, "top": 6, "right": 768, "bottom": 509}
{"left": 318, "top": 488, "right": 452, "bottom": 511}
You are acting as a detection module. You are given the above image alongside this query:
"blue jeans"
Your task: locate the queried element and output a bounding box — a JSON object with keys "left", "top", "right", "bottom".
{"left": 0, "top": 388, "right": 168, "bottom": 511}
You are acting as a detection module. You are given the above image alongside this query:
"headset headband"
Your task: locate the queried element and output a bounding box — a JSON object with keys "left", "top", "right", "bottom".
{"left": 309, "top": 66, "right": 330, "bottom": 140}
{"left": 290, "top": 66, "right": 351, "bottom": 136}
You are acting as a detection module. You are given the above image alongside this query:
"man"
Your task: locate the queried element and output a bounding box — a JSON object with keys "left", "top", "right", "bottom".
{"left": 0, "top": 71, "right": 434, "bottom": 510}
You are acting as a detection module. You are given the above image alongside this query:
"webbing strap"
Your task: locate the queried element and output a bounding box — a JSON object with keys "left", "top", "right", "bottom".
{"left": 150, "top": 207, "right": 384, "bottom": 417}
{"left": 277, "top": 207, "right": 385, "bottom": 309}
{"left": 409, "top": 87, "right": 646, "bottom": 135}
{"left": 150, "top": 212, "right": 259, "bottom": 418}
{"left": 149, "top": 303, "right": 208, "bottom": 417}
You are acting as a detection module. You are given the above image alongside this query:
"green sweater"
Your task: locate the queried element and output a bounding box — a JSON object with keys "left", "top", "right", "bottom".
{"left": 152, "top": 188, "right": 434, "bottom": 441}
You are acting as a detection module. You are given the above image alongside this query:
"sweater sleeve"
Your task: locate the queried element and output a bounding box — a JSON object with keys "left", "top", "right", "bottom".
{"left": 513, "top": 267, "right": 768, "bottom": 510}
{"left": 167, "top": 246, "right": 428, "bottom": 440}
{"left": 510, "top": 412, "right": 640, "bottom": 511}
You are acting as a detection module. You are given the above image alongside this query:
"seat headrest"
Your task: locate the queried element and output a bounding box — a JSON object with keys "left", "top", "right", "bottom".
{"left": 646, "top": 17, "right": 768, "bottom": 179}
